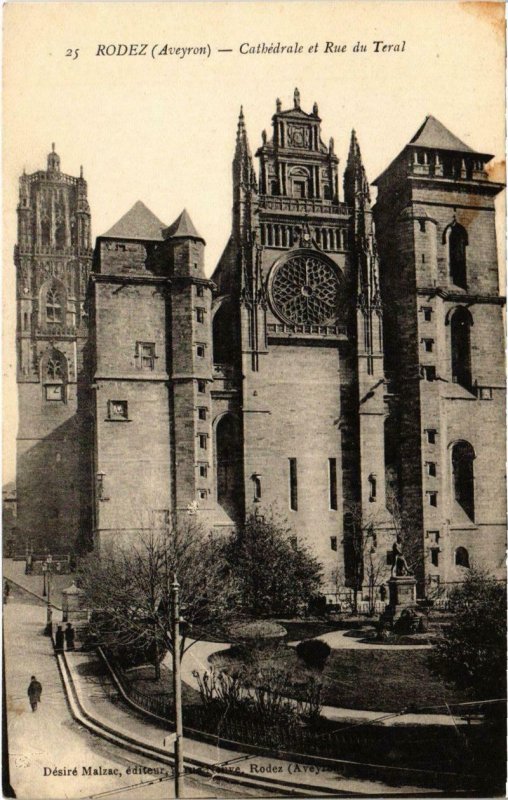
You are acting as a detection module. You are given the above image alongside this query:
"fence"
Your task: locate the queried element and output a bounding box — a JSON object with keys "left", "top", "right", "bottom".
{"left": 103, "top": 651, "right": 480, "bottom": 792}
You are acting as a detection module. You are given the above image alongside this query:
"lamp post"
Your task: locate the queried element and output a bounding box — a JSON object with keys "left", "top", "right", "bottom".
{"left": 171, "top": 574, "right": 184, "bottom": 798}
{"left": 44, "top": 555, "right": 53, "bottom": 636}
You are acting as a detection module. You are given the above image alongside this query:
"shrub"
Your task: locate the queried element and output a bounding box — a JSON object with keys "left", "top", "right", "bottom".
{"left": 296, "top": 638, "right": 331, "bottom": 669}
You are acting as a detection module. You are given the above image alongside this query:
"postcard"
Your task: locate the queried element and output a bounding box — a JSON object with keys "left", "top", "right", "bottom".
{"left": 3, "top": 2, "right": 506, "bottom": 798}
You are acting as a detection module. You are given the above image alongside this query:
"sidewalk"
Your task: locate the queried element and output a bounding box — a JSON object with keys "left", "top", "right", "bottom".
{"left": 165, "top": 638, "right": 463, "bottom": 727}
{"left": 64, "top": 647, "right": 428, "bottom": 796}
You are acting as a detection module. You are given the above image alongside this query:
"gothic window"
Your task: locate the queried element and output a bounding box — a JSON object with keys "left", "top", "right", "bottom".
{"left": 451, "top": 307, "right": 473, "bottom": 390}
{"left": 448, "top": 223, "right": 468, "bottom": 289}
{"left": 197, "top": 380, "right": 206, "bottom": 394}
{"left": 455, "top": 546, "right": 470, "bottom": 568}
{"left": 368, "top": 474, "right": 377, "bottom": 502}
{"left": 270, "top": 180, "right": 279, "bottom": 196}
{"left": 216, "top": 413, "right": 241, "bottom": 519}
{"left": 46, "top": 288, "right": 62, "bottom": 323}
{"left": 451, "top": 441, "right": 475, "bottom": 521}
{"left": 269, "top": 252, "right": 341, "bottom": 325}
{"left": 55, "top": 216, "right": 66, "bottom": 249}
{"left": 330, "top": 536, "right": 337, "bottom": 551}
{"left": 426, "top": 428, "right": 437, "bottom": 444}
{"left": 323, "top": 184, "right": 332, "bottom": 200}
{"left": 41, "top": 216, "right": 51, "bottom": 246}
{"left": 42, "top": 348, "right": 67, "bottom": 402}
{"left": 47, "top": 357, "right": 62, "bottom": 380}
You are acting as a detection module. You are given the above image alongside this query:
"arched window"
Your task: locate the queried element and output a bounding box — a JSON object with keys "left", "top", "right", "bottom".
{"left": 270, "top": 180, "right": 279, "bottom": 196}
{"left": 46, "top": 287, "right": 62, "bottom": 323}
{"left": 451, "top": 441, "right": 475, "bottom": 521}
{"left": 47, "top": 356, "right": 62, "bottom": 380}
{"left": 41, "top": 216, "right": 51, "bottom": 246}
{"left": 450, "top": 307, "right": 473, "bottom": 389}
{"left": 55, "top": 217, "right": 66, "bottom": 249}
{"left": 213, "top": 300, "right": 235, "bottom": 365}
{"left": 41, "top": 348, "right": 67, "bottom": 402}
{"left": 455, "top": 546, "right": 470, "bottom": 568}
{"left": 215, "top": 414, "right": 242, "bottom": 520}
{"left": 448, "top": 223, "right": 468, "bottom": 289}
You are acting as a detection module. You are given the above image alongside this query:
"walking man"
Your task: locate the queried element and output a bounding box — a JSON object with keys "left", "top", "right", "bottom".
{"left": 27, "top": 676, "right": 42, "bottom": 712}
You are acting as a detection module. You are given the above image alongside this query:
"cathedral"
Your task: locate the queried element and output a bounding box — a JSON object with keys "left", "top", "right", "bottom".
{"left": 15, "top": 90, "right": 506, "bottom": 598}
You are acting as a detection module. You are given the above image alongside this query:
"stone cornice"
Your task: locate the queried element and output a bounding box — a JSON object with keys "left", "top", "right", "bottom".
{"left": 417, "top": 287, "right": 506, "bottom": 305}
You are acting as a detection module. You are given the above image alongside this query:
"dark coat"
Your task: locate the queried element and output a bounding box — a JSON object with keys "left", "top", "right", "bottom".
{"left": 65, "top": 626, "right": 75, "bottom": 647}
{"left": 27, "top": 680, "right": 42, "bottom": 701}
{"left": 55, "top": 628, "right": 65, "bottom": 651}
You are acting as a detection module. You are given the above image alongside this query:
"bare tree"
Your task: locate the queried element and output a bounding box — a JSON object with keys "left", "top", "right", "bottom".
{"left": 80, "top": 516, "right": 241, "bottom": 678}
{"left": 344, "top": 503, "right": 392, "bottom": 614}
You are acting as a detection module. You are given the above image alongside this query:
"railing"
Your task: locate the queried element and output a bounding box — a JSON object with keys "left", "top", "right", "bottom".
{"left": 267, "top": 322, "right": 347, "bottom": 338}
{"left": 259, "top": 195, "right": 349, "bottom": 216}
{"left": 21, "top": 171, "right": 82, "bottom": 186}
{"left": 104, "top": 653, "right": 476, "bottom": 792}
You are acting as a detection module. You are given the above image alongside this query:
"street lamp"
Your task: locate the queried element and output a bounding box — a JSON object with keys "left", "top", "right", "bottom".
{"left": 43, "top": 555, "right": 53, "bottom": 636}
{"left": 171, "top": 574, "right": 185, "bottom": 798}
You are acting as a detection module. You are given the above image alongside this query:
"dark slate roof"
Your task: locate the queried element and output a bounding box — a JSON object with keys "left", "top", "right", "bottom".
{"left": 101, "top": 200, "right": 166, "bottom": 241}
{"left": 163, "top": 209, "right": 204, "bottom": 242}
{"left": 408, "top": 115, "right": 474, "bottom": 153}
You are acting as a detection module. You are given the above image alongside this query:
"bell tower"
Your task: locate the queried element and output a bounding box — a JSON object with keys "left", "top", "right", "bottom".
{"left": 15, "top": 146, "right": 92, "bottom": 552}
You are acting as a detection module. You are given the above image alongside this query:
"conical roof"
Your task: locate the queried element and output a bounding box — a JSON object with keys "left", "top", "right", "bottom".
{"left": 408, "top": 115, "right": 474, "bottom": 153}
{"left": 101, "top": 200, "right": 166, "bottom": 241}
{"left": 163, "top": 209, "right": 204, "bottom": 243}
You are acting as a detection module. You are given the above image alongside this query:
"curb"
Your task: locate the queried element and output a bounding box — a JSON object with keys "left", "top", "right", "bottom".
{"left": 56, "top": 651, "right": 354, "bottom": 798}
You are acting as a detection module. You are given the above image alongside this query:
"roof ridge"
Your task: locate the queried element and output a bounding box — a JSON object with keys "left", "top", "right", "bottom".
{"left": 101, "top": 200, "right": 166, "bottom": 241}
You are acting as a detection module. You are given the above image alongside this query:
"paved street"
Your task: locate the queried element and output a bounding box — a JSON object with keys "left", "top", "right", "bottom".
{"left": 3, "top": 587, "right": 251, "bottom": 800}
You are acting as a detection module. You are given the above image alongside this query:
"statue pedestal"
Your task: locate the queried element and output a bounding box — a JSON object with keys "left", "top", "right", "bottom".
{"left": 388, "top": 575, "right": 417, "bottom": 611}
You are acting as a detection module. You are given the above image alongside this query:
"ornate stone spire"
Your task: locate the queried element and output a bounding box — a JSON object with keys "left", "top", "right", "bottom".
{"left": 344, "top": 129, "right": 371, "bottom": 206}
{"left": 234, "top": 106, "right": 257, "bottom": 191}
{"left": 276, "top": 97, "right": 282, "bottom": 112}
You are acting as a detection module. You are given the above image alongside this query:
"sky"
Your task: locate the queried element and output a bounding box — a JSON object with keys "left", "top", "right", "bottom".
{"left": 2, "top": 1, "right": 506, "bottom": 484}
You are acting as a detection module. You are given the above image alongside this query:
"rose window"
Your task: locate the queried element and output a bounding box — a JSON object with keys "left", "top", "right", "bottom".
{"left": 269, "top": 253, "right": 341, "bottom": 325}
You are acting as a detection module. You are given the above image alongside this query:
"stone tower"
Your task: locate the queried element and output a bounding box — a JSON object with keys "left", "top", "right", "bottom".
{"left": 15, "top": 146, "right": 92, "bottom": 552}
{"left": 212, "top": 91, "right": 390, "bottom": 592}
{"left": 374, "top": 116, "right": 506, "bottom": 589}
{"left": 88, "top": 202, "right": 215, "bottom": 549}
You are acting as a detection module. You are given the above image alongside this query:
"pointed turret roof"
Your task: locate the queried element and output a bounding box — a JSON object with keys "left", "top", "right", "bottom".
{"left": 373, "top": 115, "right": 494, "bottom": 186}
{"left": 101, "top": 200, "right": 166, "bottom": 241}
{"left": 408, "top": 115, "right": 474, "bottom": 153}
{"left": 163, "top": 209, "right": 205, "bottom": 243}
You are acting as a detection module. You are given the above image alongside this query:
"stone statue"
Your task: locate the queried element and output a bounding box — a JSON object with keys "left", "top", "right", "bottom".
{"left": 391, "top": 535, "right": 412, "bottom": 577}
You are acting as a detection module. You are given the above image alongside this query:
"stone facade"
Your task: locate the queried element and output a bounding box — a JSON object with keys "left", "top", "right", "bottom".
{"left": 15, "top": 98, "right": 505, "bottom": 596}
{"left": 15, "top": 147, "right": 92, "bottom": 552}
